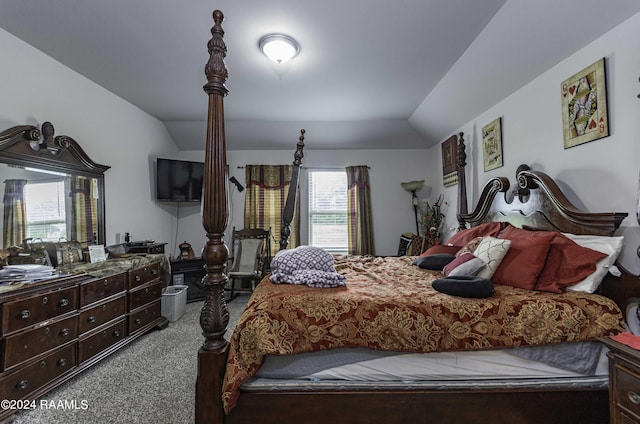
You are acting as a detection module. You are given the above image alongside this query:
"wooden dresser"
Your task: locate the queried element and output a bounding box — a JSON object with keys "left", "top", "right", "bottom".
{"left": 0, "top": 258, "right": 168, "bottom": 421}
{"left": 602, "top": 337, "right": 640, "bottom": 424}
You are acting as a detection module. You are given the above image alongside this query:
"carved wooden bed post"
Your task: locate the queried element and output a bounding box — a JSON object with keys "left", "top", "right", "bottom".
{"left": 279, "top": 129, "right": 306, "bottom": 251}
{"left": 455, "top": 132, "right": 468, "bottom": 231}
{"left": 196, "top": 10, "right": 229, "bottom": 424}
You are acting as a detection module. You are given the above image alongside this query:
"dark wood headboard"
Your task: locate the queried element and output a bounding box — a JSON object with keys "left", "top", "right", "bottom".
{"left": 455, "top": 135, "right": 626, "bottom": 236}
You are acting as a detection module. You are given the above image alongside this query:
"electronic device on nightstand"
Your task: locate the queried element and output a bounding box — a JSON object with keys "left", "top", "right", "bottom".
{"left": 128, "top": 241, "right": 166, "bottom": 255}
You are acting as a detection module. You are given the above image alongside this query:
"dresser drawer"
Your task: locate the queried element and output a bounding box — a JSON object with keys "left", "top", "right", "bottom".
{"left": 129, "top": 300, "right": 161, "bottom": 334}
{"left": 2, "top": 286, "right": 77, "bottom": 335}
{"left": 79, "top": 294, "right": 127, "bottom": 334}
{"left": 79, "top": 273, "right": 126, "bottom": 307}
{"left": 614, "top": 362, "right": 640, "bottom": 420}
{"left": 3, "top": 315, "right": 78, "bottom": 370}
{"left": 78, "top": 319, "right": 126, "bottom": 363}
{"left": 129, "top": 263, "right": 161, "bottom": 290}
{"left": 0, "top": 343, "right": 75, "bottom": 400}
{"left": 129, "top": 281, "right": 162, "bottom": 311}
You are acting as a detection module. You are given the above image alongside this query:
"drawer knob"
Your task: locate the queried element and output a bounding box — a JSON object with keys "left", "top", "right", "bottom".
{"left": 629, "top": 391, "right": 640, "bottom": 405}
{"left": 152, "top": 269, "right": 158, "bottom": 275}
{"left": 88, "top": 316, "right": 97, "bottom": 323}
{"left": 16, "top": 380, "right": 28, "bottom": 390}
{"left": 60, "top": 328, "right": 70, "bottom": 337}
{"left": 58, "top": 358, "right": 67, "bottom": 367}
{"left": 40, "top": 361, "right": 46, "bottom": 368}
{"left": 135, "top": 318, "right": 141, "bottom": 325}
{"left": 20, "top": 309, "right": 30, "bottom": 319}
{"left": 135, "top": 275, "right": 141, "bottom": 282}
{"left": 44, "top": 327, "right": 51, "bottom": 335}
{"left": 42, "top": 296, "right": 48, "bottom": 305}
{"left": 113, "top": 330, "right": 121, "bottom": 338}
{"left": 59, "top": 298, "right": 69, "bottom": 307}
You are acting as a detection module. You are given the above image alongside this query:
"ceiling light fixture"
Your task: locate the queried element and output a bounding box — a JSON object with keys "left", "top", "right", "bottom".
{"left": 259, "top": 34, "right": 300, "bottom": 64}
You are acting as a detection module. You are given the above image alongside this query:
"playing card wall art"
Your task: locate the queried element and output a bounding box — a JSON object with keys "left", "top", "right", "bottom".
{"left": 561, "top": 58, "right": 609, "bottom": 149}
{"left": 482, "top": 117, "right": 503, "bottom": 171}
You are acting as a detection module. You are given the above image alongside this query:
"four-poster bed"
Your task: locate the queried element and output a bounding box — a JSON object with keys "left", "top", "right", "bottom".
{"left": 195, "top": 10, "right": 638, "bottom": 424}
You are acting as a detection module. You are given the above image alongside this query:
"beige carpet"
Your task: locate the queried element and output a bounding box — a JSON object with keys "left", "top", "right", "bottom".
{"left": 10, "top": 295, "right": 249, "bottom": 424}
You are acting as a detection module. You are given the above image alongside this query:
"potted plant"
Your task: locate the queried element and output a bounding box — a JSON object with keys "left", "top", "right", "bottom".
{"left": 419, "top": 195, "right": 446, "bottom": 249}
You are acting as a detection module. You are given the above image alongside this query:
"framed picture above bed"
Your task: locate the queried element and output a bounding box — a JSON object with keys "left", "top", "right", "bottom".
{"left": 441, "top": 134, "right": 458, "bottom": 187}
{"left": 561, "top": 58, "right": 609, "bottom": 149}
{"left": 482, "top": 117, "right": 503, "bottom": 171}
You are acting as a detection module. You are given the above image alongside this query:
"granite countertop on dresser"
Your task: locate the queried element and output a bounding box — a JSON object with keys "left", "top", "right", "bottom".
{"left": 57, "top": 253, "right": 171, "bottom": 285}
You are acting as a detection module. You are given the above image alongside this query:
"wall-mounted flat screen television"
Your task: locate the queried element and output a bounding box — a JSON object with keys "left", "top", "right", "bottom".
{"left": 156, "top": 158, "right": 204, "bottom": 202}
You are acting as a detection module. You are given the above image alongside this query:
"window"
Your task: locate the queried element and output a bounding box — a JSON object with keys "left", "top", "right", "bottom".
{"left": 24, "top": 180, "right": 67, "bottom": 241}
{"left": 308, "top": 171, "right": 348, "bottom": 252}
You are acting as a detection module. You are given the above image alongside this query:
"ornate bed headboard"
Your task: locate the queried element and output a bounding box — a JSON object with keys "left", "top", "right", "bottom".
{"left": 455, "top": 136, "right": 626, "bottom": 236}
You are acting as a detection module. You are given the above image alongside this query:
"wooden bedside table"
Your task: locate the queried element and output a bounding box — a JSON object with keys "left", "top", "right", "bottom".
{"left": 601, "top": 337, "right": 640, "bottom": 423}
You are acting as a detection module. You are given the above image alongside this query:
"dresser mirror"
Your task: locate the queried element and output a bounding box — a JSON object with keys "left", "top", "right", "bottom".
{"left": 0, "top": 121, "right": 110, "bottom": 251}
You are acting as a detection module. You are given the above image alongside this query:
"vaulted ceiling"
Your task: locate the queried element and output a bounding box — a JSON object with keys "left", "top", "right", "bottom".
{"left": 1, "top": 1, "right": 639, "bottom": 150}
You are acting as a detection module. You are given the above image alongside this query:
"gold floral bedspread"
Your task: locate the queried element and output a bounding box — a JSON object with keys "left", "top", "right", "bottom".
{"left": 222, "top": 255, "right": 624, "bottom": 413}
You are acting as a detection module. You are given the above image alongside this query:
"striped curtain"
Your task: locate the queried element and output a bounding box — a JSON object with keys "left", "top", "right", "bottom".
{"left": 244, "top": 165, "right": 298, "bottom": 254}
{"left": 67, "top": 176, "right": 98, "bottom": 246}
{"left": 2, "top": 179, "right": 27, "bottom": 248}
{"left": 346, "top": 166, "right": 374, "bottom": 255}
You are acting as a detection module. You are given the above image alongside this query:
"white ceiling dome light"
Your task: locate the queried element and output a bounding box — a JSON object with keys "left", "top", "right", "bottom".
{"left": 259, "top": 34, "right": 300, "bottom": 64}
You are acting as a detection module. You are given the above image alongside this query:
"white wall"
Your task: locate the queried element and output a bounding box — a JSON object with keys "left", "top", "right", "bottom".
{"left": 428, "top": 12, "right": 640, "bottom": 275}
{"left": 175, "top": 148, "right": 433, "bottom": 258}
{"left": 0, "top": 28, "right": 180, "bottom": 250}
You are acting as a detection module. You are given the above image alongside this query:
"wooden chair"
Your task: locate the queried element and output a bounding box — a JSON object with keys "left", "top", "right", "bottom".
{"left": 225, "top": 227, "right": 271, "bottom": 301}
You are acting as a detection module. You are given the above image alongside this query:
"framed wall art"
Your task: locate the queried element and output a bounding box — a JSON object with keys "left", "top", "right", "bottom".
{"left": 441, "top": 134, "right": 458, "bottom": 187}
{"left": 482, "top": 117, "right": 503, "bottom": 171}
{"left": 561, "top": 58, "right": 609, "bottom": 149}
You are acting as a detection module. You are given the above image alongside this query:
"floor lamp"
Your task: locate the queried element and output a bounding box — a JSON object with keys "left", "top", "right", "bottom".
{"left": 401, "top": 180, "right": 425, "bottom": 235}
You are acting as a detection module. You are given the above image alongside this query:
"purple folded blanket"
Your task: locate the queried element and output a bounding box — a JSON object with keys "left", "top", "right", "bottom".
{"left": 269, "top": 246, "right": 347, "bottom": 288}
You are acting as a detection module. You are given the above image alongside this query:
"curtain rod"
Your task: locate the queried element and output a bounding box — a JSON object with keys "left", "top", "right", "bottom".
{"left": 237, "top": 165, "right": 370, "bottom": 169}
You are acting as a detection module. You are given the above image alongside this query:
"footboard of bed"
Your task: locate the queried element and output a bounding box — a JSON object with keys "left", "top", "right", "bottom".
{"left": 225, "top": 388, "right": 609, "bottom": 424}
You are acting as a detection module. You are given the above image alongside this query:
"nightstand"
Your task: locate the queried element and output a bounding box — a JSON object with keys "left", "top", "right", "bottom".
{"left": 170, "top": 258, "right": 206, "bottom": 303}
{"left": 601, "top": 337, "right": 640, "bottom": 423}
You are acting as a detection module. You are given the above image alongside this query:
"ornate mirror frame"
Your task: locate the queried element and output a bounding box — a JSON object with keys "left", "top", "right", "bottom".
{"left": 0, "top": 121, "right": 110, "bottom": 246}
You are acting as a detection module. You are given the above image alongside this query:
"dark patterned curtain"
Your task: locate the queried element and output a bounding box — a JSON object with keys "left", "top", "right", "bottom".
{"left": 244, "top": 165, "right": 298, "bottom": 254}
{"left": 2, "top": 179, "right": 27, "bottom": 248}
{"left": 346, "top": 166, "right": 374, "bottom": 255}
{"left": 67, "top": 176, "right": 98, "bottom": 245}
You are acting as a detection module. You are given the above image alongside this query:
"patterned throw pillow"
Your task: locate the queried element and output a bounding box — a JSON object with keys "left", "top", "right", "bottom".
{"left": 455, "top": 237, "right": 484, "bottom": 257}
{"left": 472, "top": 236, "right": 511, "bottom": 279}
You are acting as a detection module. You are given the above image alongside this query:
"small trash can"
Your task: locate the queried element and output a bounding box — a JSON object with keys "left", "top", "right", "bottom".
{"left": 161, "top": 285, "right": 188, "bottom": 322}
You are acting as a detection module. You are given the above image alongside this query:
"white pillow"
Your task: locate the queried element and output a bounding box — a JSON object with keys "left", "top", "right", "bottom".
{"left": 564, "top": 234, "right": 624, "bottom": 293}
{"left": 473, "top": 236, "right": 511, "bottom": 279}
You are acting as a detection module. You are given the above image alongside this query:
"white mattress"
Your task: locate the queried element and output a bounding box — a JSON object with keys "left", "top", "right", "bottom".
{"left": 249, "top": 344, "right": 609, "bottom": 388}
{"left": 304, "top": 348, "right": 609, "bottom": 381}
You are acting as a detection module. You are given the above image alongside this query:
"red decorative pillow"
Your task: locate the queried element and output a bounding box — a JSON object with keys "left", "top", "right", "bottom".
{"left": 535, "top": 233, "right": 608, "bottom": 293}
{"left": 419, "top": 244, "right": 461, "bottom": 257}
{"left": 445, "top": 222, "right": 508, "bottom": 247}
{"left": 492, "top": 226, "right": 556, "bottom": 290}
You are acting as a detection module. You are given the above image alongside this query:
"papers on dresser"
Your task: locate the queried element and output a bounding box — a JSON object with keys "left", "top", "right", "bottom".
{"left": 0, "top": 264, "right": 58, "bottom": 283}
